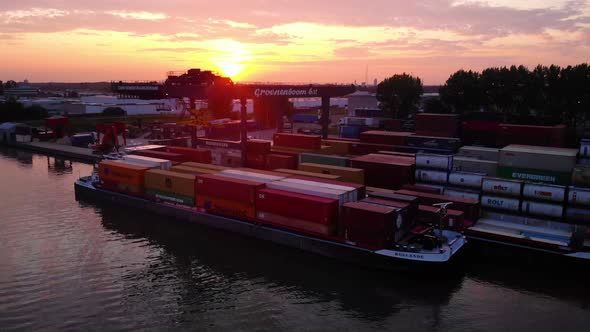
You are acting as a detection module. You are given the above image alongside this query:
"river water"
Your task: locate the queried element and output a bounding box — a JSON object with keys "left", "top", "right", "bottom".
{"left": 0, "top": 148, "right": 589, "bottom": 331}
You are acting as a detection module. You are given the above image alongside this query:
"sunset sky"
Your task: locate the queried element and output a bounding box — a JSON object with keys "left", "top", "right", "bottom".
{"left": 1, "top": 1, "right": 589, "bottom": 84}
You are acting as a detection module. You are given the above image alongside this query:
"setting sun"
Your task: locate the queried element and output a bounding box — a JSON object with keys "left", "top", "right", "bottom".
{"left": 217, "top": 61, "right": 245, "bottom": 79}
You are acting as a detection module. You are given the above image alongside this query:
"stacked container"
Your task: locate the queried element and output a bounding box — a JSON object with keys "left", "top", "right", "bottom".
{"left": 300, "top": 153, "right": 350, "bottom": 167}
{"left": 359, "top": 131, "right": 414, "bottom": 146}
{"left": 255, "top": 188, "right": 339, "bottom": 236}
{"left": 405, "top": 135, "right": 461, "bottom": 153}
{"left": 521, "top": 183, "right": 566, "bottom": 219}
{"left": 566, "top": 186, "right": 590, "bottom": 223}
{"left": 480, "top": 177, "right": 523, "bottom": 213}
{"left": 244, "top": 139, "right": 272, "bottom": 170}
{"left": 266, "top": 154, "right": 297, "bottom": 170}
{"left": 272, "top": 169, "right": 342, "bottom": 181}
{"left": 497, "top": 145, "right": 578, "bottom": 186}
{"left": 341, "top": 202, "right": 405, "bottom": 249}
{"left": 415, "top": 153, "right": 452, "bottom": 191}
{"left": 132, "top": 150, "right": 188, "bottom": 163}
{"left": 395, "top": 189, "right": 480, "bottom": 223}
{"left": 98, "top": 160, "right": 150, "bottom": 195}
{"left": 166, "top": 146, "right": 212, "bottom": 164}
{"left": 414, "top": 113, "right": 459, "bottom": 138}
{"left": 350, "top": 154, "right": 414, "bottom": 190}
{"left": 144, "top": 169, "right": 196, "bottom": 206}
{"left": 273, "top": 133, "right": 321, "bottom": 150}
{"left": 123, "top": 155, "right": 172, "bottom": 170}
{"left": 298, "top": 163, "right": 364, "bottom": 184}
{"left": 195, "top": 174, "right": 265, "bottom": 219}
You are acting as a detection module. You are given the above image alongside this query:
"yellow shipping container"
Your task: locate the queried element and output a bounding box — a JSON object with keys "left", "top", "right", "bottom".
{"left": 298, "top": 163, "right": 364, "bottom": 184}
{"left": 144, "top": 169, "right": 196, "bottom": 197}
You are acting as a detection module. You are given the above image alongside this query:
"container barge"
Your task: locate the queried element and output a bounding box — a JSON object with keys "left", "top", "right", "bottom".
{"left": 74, "top": 167, "right": 466, "bottom": 270}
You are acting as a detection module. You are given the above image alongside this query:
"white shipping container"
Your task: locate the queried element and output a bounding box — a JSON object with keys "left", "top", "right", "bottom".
{"left": 568, "top": 186, "right": 590, "bottom": 206}
{"left": 122, "top": 155, "right": 172, "bottom": 170}
{"left": 522, "top": 183, "right": 566, "bottom": 203}
{"left": 218, "top": 169, "right": 285, "bottom": 183}
{"left": 448, "top": 172, "right": 485, "bottom": 188}
{"left": 481, "top": 195, "right": 521, "bottom": 212}
{"left": 416, "top": 154, "right": 452, "bottom": 170}
{"left": 266, "top": 181, "right": 350, "bottom": 206}
{"left": 281, "top": 178, "right": 358, "bottom": 201}
{"left": 482, "top": 178, "right": 523, "bottom": 197}
{"left": 522, "top": 201, "right": 564, "bottom": 219}
{"left": 444, "top": 188, "right": 481, "bottom": 201}
{"left": 415, "top": 169, "right": 448, "bottom": 184}
{"left": 457, "top": 146, "right": 499, "bottom": 161}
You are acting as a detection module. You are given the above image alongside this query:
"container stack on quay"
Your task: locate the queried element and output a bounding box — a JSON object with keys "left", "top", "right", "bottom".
{"left": 414, "top": 153, "right": 452, "bottom": 193}
{"left": 350, "top": 154, "right": 414, "bottom": 190}
{"left": 414, "top": 113, "right": 460, "bottom": 138}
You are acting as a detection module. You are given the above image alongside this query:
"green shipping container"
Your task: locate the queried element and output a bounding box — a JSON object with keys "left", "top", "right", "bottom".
{"left": 497, "top": 166, "right": 571, "bottom": 185}
{"left": 300, "top": 153, "right": 350, "bottom": 167}
{"left": 145, "top": 188, "right": 195, "bottom": 206}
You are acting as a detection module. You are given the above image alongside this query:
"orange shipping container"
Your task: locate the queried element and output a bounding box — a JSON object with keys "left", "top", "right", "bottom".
{"left": 196, "top": 195, "right": 256, "bottom": 219}
{"left": 170, "top": 165, "right": 219, "bottom": 176}
{"left": 98, "top": 160, "right": 149, "bottom": 186}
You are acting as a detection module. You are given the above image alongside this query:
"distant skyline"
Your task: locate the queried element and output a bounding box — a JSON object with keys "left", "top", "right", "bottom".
{"left": 1, "top": 1, "right": 589, "bottom": 84}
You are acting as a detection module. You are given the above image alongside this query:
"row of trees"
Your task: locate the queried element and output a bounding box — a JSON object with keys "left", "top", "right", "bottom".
{"left": 0, "top": 98, "right": 48, "bottom": 122}
{"left": 440, "top": 64, "right": 590, "bottom": 126}
{"left": 375, "top": 63, "right": 590, "bottom": 127}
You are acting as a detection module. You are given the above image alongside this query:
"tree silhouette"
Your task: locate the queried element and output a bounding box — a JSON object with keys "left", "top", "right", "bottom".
{"left": 439, "top": 70, "right": 482, "bottom": 114}
{"left": 376, "top": 73, "right": 423, "bottom": 119}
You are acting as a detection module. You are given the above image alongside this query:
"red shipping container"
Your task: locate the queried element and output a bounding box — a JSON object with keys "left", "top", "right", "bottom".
{"left": 342, "top": 202, "right": 400, "bottom": 249}
{"left": 273, "top": 133, "right": 321, "bottom": 150}
{"left": 256, "top": 188, "right": 339, "bottom": 225}
{"left": 197, "top": 195, "right": 256, "bottom": 219}
{"left": 236, "top": 168, "right": 290, "bottom": 178}
{"left": 245, "top": 152, "right": 267, "bottom": 169}
{"left": 266, "top": 153, "right": 297, "bottom": 170}
{"left": 166, "top": 146, "right": 212, "bottom": 163}
{"left": 256, "top": 211, "right": 335, "bottom": 236}
{"left": 415, "top": 113, "right": 459, "bottom": 138}
{"left": 402, "top": 184, "right": 443, "bottom": 195}
{"left": 395, "top": 189, "right": 479, "bottom": 221}
{"left": 246, "top": 139, "right": 272, "bottom": 154}
{"left": 351, "top": 154, "right": 415, "bottom": 189}
{"left": 196, "top": 174, "right": 265, "bottom": 204}
{"left": 133, "top": 150, "right": 189, "bottom": 163}
{"left": 360, "top": 131, "right": 413, "bottom": 146}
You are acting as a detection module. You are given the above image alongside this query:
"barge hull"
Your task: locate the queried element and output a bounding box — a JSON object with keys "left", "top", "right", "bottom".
{"left": 75, "top": 181, "right": 463, "bottom": 271}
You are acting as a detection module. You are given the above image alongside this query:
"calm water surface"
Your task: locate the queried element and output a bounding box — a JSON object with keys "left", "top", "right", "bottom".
{"left": 0, "top": 148, "right": 589, "bottom": 331}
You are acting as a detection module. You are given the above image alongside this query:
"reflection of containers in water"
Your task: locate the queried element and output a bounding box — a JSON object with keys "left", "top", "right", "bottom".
{"left": 456, "top": 146, "right": 499, "bottom": 161}
{"left": 481, "top": 195, "right": 521, "bottom": 212}
{"left": 416, "top": 153, "right": 452, "bottom": 170}
{"left": 567, "top": 186, "right": 590, "bottom": 206}
{"left": 565, "top": 207, "right": 590, "bottom": 223}
{"left": 448, "top": 171, "right": 485, "bottom": 189}
{"left": 522, "top": 183, "right": 566, "bottom": 203}
{"left": 452, "top": 157, "right": 498, "bottom": 176}
{"left": 444, "top": 187, "right": 481, "bottom": 201}
{"left": 123, "top": 155, "right": 172, "bottom": 170}
{"left": 522, "top": 200, "right": 564, "bottom": 219}
{"left": 415, "top": 169, "right": 448, "bottom": 184}
{"left": 482, "top": 177, "right": 523, "bottom": 197}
